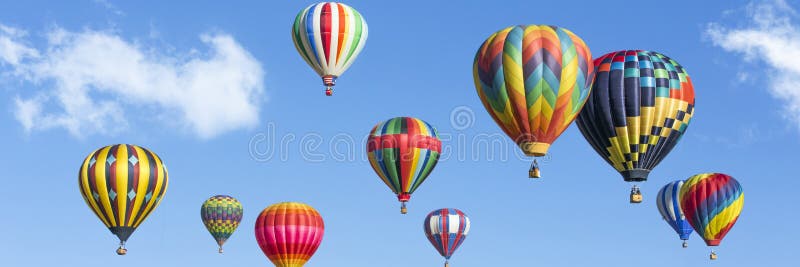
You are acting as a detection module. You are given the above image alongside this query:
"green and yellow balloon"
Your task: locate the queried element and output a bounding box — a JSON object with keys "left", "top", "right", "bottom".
{"left": 201, "top": 195, "right": 243, "bottom": 253}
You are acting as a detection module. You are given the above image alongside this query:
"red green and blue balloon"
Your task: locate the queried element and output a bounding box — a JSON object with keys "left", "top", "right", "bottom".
{"left": 367, "top": 117, "right": 442, "bottom": 214}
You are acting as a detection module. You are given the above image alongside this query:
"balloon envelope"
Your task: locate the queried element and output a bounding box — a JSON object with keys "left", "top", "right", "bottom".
{"left": 680, "top": 173, "right": 743, "bottom": 246}
{"left": 201, "top": 195, "right": 243, "bottom": 251}
{"left": 424, "top": 208, "right": 470, "bottom": 262}
{"left": 255, "top": 202, "right": 324, "bottom": 267}
{"left": 473, "top": 25, "right": 594, "bottom": 157}
{"left": 367, "top": 117, "right": 442, "bottom": 212}
{"left": 576, "top": 50, "right": 695, "bottom": 182}
{"left": 292, "top": 2, "right": 368, "bottom": 94}
{"left": 657, "top": 180, "right": 693, "bottom": 241}
{"left": 78, "top": 144, "right": 168, "bottom": 252}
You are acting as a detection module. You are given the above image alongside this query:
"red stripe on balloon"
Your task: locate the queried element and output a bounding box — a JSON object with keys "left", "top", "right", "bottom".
{"left": 321, "top": 3, "right": 332, "bottom": 65}
{"left": 366, "top": 135, "right": 442, "bottom": 152}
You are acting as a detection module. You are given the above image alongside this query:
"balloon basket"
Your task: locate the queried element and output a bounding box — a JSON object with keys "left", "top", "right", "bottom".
{"left": 116, "top": 247, "right": 127, "bottom": 255}
{"left": 710, "top": 251, "right": 717, "bottom": 260}
{"left": 629, "top": 185, "right": 642, "bottom": 203}
{"left": 529, "top": 159, "right": 540, "bottom": 178}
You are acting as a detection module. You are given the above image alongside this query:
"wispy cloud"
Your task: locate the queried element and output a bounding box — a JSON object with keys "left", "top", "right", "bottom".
{"left": 0, "top": 25, "right": 39, "bottom": 66}
{"left": 0, "top": 24, "right": 265, "bottom": 139}
{"left": 93, "top": 0, "right": 125, "bottom": 16}
{"left": 692, "top": 123, "right": 766, "bottom": 148}
{"left": 706, "top": 0, "right": 800, "bottom": 131}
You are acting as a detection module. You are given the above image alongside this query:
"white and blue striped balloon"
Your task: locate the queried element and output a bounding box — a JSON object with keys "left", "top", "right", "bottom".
{"left": 656, "top": 180, "right": 693, "bottom": 245}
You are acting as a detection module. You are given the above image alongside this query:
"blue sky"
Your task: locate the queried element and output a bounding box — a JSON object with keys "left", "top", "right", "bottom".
{"left": 0, "top": 0, "right": 796, "bottom": 266}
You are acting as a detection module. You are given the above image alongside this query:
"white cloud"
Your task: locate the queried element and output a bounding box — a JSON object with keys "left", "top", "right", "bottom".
{"left": 93, "top": 0, "right": 124, "bottom": 16}
{"left": 0, "top": 24, "right": 265, "bottom": 139}
{"left": 706, "top": 0, "right": 800, "bottom": 130}
{"left": 0, "top": 25, "right": 39, "bottom": 65}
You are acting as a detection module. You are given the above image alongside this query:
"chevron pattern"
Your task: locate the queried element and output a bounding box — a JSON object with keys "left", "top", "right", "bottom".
{"left": 473, "top": 25, "right": 594, "bottom": 156}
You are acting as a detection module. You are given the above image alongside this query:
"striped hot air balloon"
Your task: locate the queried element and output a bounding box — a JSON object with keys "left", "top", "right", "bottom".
{"left": 367, "top": 117, "right": 442, "bottom": 214}
{"left": 200, "top": 195, "right": 243, "bottom": 253}
{"left": 473, "top": 25, "right": 595, "bottom": 178}
{"left": 254, "top": 202, "right": 324, "bottom": 267}
{"left": 679, "top": 173, "right": 743, "bottom": 260}
{"left": 656, "top": 180, "right": 693, "bottom": 247}
{"left": 424, "top": 208, "right": 470, "bottom": 267}
{"left": 78, "top": 144, "right": 168, "bottom": 255}
{"left": 292, "top": 2, "right": 368, "bottom": 96}
{"left": 576, "top": 50, "right": 695, "bottom": 203}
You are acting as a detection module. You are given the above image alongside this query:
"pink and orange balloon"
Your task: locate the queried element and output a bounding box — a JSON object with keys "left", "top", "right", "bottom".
{"left": 255, "top": 202, "right": 325, "bottom": 267}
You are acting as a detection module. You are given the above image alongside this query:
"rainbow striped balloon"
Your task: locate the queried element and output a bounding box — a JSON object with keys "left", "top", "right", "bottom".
{"left": 473, "top": 25, "right": 594, "bottom": 157}
{"left": 679, "top": 173, "right": 744, "bottom": 247}
{"left": 200, "top": 195, "right": 243, "bottom": 253}
{"left": 255, "top": 202, "right": 324, "bottom": 267}
{"left": 292, "top": 2, "right": 368, "bottom": 95}
{"left": 367, "top": 117, "right": 442, "bottom": 214}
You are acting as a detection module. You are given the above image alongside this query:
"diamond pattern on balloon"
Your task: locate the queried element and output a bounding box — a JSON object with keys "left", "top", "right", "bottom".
{"left": 129, "top": 155, "right": 139, "bottom": 165}
{"left": 107, "top": 154, "right": 116, "bottom": 165}
{"left": 109, "top": 189, "right": 117, "bottom": 200}
{"left": 128, "top": 189, "right": 136, "bottom": 200}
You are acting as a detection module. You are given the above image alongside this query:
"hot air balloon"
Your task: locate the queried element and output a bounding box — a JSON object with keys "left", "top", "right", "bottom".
{"left": 424, "top": 209, "right": 470, "bottom": 267}
{"left": 292, "top": 2, "right": 368, "bottom": 96}
{"left": 473, "top": 25, "right": 595, "bottom": 178}
{"left": 78, "top": 144, "right": 168, "bottom": 255}
{"left": 656, "top": 180, "right": 693, "bottom": 248}
{"left": 576, "top": 50, "right": 695, "bottom": 203}
{"left": 201, "top": 195, "right": 243, "bottom": 253}
{"left": 367, "top": 117, "right": 442, "bottom": 214}
{"left": 255, "top": 202, "right": 324, "bottom": 267}
{"left": 680, "top": 173, "right": 743, "bottom": 260}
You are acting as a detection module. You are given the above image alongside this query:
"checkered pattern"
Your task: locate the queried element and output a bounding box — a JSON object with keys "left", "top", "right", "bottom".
{"left": 201, "top": 195, "right": 243, "bottom": 246}
{"left": 577, "top": 50, "right": 695, "bottom": 181}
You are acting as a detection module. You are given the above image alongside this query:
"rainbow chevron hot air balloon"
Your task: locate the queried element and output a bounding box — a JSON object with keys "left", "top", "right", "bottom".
{"left": 576, "top": 50, "right": 695, "bottom": 203}
{"left": 292, "top": 2, "right": 368, "bottom": 96}
{"left": 424, "top": 209, "right": 471, "bottom": 267}
{"left": 367, "top": 117, "right": 442, "bottom": 214}
{"left": 78, "top": 144, "right": 168, "bottom": 255}
{"left": 473, "top": 25, "right": 594, "bottom": 178}
{"left": 657, "top": 180, "right": 693, "bottom": 247}
{"left": 680, "top": 173, "right": 744, "bottom": 260}
{"left": 254, "top": 202, "right": 324, "bottom": 267}
{"left": 201, "top": 195, "right": 243, "bottom": 253}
